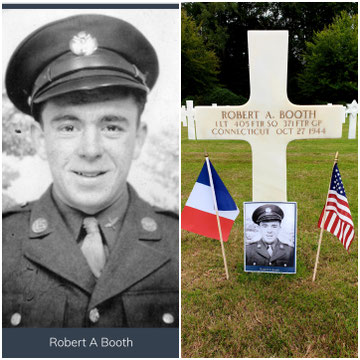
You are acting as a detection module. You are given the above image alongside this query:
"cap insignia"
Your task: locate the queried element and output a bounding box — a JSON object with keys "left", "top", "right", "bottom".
{"left": 265, "top": 207, "right": 272, "bottom": 213}
{"left": 141, "top": 217, "right": 157, "bottom": 232}
{"left": 69, "top": 31, "right": 98, "bottom": 56}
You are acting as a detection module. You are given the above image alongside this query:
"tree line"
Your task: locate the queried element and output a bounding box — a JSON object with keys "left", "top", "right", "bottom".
{"left": 182, "top": 2, "right": 358, "bottom": 105}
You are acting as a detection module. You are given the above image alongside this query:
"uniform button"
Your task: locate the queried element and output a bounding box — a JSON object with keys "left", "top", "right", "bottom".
{"left": 89, "top": 308, "right": 100, "bottom": 323}
{"left": 269, "top": 262, "right": 272, "bottom": 265}
{"left": 11, "top": 312, "right": 21, "bottom": 326}
{"left": 162, "top": 313, "right": 174, "bottom": 324}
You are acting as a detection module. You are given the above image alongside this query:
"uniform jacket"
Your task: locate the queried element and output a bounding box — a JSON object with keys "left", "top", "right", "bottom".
{"left": 3, "top": 185, "right": 179, "bottom": 328}
{"left": 246, "top": 239, "right": 294, "bottom": 267}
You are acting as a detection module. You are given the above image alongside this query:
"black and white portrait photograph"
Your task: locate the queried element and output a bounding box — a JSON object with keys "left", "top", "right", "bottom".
{"left": 244, "top": 202, "right": 297, "bottom": 274}
{"left": 2, "top": 7, "right": 179, "bottom": 329}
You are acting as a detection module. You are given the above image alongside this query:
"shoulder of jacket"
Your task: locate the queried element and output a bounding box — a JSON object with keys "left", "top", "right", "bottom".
{"left": 153, "top": 206, "right": 179, "bottom": 220}
{"left": 278, "top": 240, "right": 292, "bottom": 248}
{"left": 247, "top": 241, "right": 259, "bottom": 248}
{"left": 2, "top": 201, "right": 33, "bottom": 219}
{"left": 3, "top": 202, "right": 34, "bottom": 243}
{"left": 128, "top": 185, "right": 178, "bottom": 229}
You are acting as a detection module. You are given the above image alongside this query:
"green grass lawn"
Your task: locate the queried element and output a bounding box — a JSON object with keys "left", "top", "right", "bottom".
{"left": 181, "top": 119, "right": 357, "bottom": 358}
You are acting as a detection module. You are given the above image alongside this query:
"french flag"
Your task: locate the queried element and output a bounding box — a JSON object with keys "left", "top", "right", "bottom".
{"left": 181, "top": 159, "right": 239, "bottom": 242}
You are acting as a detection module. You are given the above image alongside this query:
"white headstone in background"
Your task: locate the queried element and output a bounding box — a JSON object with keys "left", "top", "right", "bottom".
{"left": 182, "top": 100, "right": 196, "bottom": 139}
{"left": 345, "top": 100, "right": 358, "bottom": 139}
{"left": 181, "top": 105, "right": 187, "bottom": 126}
{"left": 193, "top": 31, "right": 344, "bottom": 202}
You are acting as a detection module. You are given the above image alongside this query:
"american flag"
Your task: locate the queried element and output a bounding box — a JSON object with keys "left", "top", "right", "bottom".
{"left": 318, "top": 163, "right": 354, "bottom": 251}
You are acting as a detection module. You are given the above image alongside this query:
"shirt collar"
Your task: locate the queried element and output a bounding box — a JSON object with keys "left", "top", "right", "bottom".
{"left": 51, "top": 186, "right": 129, "bottom": 248}
{"left": 51, "top": 189, "right": 83, "bottom": 240}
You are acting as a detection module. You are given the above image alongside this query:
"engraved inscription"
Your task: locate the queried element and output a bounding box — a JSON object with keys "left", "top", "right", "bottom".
{"left": 211, "top": 109, "right": 326, "bottom": 137}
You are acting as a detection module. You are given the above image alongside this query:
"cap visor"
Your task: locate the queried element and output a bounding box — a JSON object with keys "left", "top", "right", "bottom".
{"left": 257, "top": 216, "right": 282, "bottom": 223}
{"left": 33, "top": 75, "right": 148, "bottom": 104}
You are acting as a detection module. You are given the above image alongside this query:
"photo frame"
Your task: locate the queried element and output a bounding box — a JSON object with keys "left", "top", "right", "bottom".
{"left": 244, "top": 202, "right": 297, "bottom": 274}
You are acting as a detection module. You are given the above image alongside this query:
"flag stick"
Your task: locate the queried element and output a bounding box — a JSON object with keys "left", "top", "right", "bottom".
{"left": 312, "top": 151, "right": 339, "bottom": 282}
{"left": 205, "top": 153, "right": 229, "bottom": 280}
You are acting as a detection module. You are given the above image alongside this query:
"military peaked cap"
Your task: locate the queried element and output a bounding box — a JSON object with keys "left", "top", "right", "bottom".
{"left": 252, "top": 204, "right": 284, "bottom": 225}
{"left": 6, "top": 14, "right": 159, "bottom": 116}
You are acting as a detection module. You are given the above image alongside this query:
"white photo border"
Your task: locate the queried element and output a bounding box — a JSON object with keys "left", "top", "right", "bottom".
{"left": 243, "top": 201, "right": 297, "bottom": 274}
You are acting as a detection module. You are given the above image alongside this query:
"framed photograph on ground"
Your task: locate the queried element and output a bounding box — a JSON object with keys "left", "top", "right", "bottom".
{"left": 244, "top": 202, "right": 297, "bottom": 274}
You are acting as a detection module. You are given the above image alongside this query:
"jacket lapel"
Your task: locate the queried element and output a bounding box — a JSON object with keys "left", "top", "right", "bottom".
{"left": 270, "top": 239, "right": 285, "bottom": 262}
{"left": 23, "top": 188, "right": 95, "bottom": 294}
{"left": 255, "top": 240, "right": 270, "bottom": 259}
{"left": 89, "top": 187, "right": 170, "bottom": 309}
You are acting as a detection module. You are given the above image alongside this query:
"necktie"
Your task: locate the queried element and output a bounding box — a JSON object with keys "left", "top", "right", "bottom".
{"left": 267, "top": 244, "right": 273, "bottom": 257}
{"left": 81, "top": 217, "right": 106, "bottom": 278}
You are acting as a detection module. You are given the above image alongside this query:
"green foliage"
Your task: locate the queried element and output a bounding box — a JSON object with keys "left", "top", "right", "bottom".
{"left": 2, "top": 163, "right": 19, "bottom": 190}
{"left": 2, "top": 162, "right": 19, "bottom": 211}
{"left": 202, "top": 87, "right": 247, "bottom": 105}
{"left": 181, "top": 9, "right": 220, "bottom": 98}
{"left": 182, "top": 2, "right": 237, "bottom": 54}
{"left": 2, "top": 193, "right": 17, "bottom": 211}
{"left": 2, "top": 92, "right": 36, "bottom": 157}
{"left": 182, "top": 86, "right": 247, "bottom": 106}
{"left": 298, "top": 12, "right": 358, "bottom": 104}
{"left": 138, "top": 122, "right": 179, "bottom": 213}
{"left": 182, "top": 2, "right": 358, "bottom": 104}
{"left": 181, "top": 122, "right": 357, "bottom": 357}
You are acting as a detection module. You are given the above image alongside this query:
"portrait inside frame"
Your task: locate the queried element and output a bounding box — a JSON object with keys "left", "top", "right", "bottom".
{"left": 244, "top": 202, "right": 297, "bottom": 274}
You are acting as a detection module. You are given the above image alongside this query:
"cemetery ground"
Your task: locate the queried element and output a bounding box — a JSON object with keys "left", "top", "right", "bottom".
{"left": 181, "top": 120, "right": 357, "bottom": 358}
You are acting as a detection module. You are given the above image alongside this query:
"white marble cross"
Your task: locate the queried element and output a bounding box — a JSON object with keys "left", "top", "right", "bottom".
{"left": 192, "top": 31, "right": 344, "bottom": 201}
{"left": 345, "top": 100, "right": 357, "bottom": 139}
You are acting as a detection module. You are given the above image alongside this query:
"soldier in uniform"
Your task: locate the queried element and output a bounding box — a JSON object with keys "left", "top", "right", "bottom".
{"left": 3, "top": 14, "right": 178, "bottom": 328}
{"left": 246, "top": 204, "right": 294, "bottom": 267}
